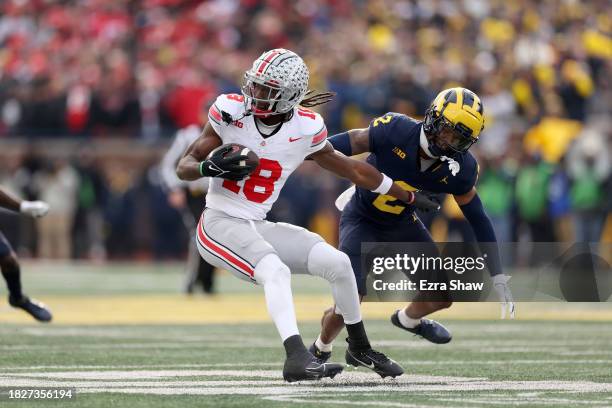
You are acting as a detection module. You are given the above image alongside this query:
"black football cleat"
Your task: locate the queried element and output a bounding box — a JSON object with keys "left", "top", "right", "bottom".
{"left": 283, "top": 351, "right": 344, "bottom": 382}
{"left": 345, "top": 347, "right": 404, "bottom": 379}
{"left": 391, "top": 310, "right": 451, "bottom": 344}
{"left": 309, "top": 342, "right": 332, "bottom": 364}
{"left": 9, "top": 295, "right": 52, "bottom": 322}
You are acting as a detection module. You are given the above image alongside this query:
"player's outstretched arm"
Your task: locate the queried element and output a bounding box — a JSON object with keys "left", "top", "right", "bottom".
{"left": 310, "top": 143, "right": 439, "bottom": 211}
{"left": 455, "top": 188, "right": 515, "bottom": 318}
{"left": 0, "top": 187, "right": 22, "bottom": 213}
{"left": 0, "top": 187, "right": 49, "bottom": 218}
{"left": 327, "top": 128, "right": 371, "bottom": 156}
{"left": 454, "top": 188, "right": 499, "bottom": 248}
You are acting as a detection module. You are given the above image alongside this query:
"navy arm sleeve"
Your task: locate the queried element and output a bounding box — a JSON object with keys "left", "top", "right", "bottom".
{"left": 328, "top": 111, "right": 403, "bottom": 156}
{"left": 459, "top": 193, "right": 502, "bottom": 276}
{"left": 328, "top": 131, "right": 352, "bottom": 156}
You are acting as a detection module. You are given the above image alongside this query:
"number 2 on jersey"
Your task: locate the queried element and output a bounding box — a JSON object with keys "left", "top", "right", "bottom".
{"left": 222, "top": 158, "right": 282, "bottom": 203}
{"left": 372, "top": 181, "right": 418, "bottom": 214}
{"left": 372, "top": 114, "right": 393, "bottom": 127}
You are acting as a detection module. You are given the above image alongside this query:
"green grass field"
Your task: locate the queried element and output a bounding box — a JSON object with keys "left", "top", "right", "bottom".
{"left": 1, "top": 262, "right": 612, "bottom": 407}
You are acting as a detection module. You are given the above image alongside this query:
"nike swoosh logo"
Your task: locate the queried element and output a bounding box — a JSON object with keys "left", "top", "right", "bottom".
{"left": 351, "top": 354, "right": 375, "bottom": 369}
{"left": 289, "top": 137, "right": 302, "bottom": 142}
{"left": 358, "top": 360, "right": 375, "bottom": 369}
{"left": 208, "top": 165, "right": 226, "bottom": 174}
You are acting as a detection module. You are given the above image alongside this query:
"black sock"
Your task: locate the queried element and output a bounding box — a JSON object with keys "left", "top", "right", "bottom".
{"left": 346, "top": 321, "right": 371, "bottom": 351}
{"left": 1, "top": 259, "right": 22, "bottom": 300}
{"left": 283, "top": 334, "right": 308, "bottom": 357}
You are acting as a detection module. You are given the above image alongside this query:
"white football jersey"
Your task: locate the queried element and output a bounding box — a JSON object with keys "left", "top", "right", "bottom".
{"left": 205, "top": 93, "right": 328, "bottom": 220}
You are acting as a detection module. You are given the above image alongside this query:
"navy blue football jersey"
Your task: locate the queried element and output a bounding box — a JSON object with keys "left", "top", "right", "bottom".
{"left": 345, "top": 112, "right": 479, "bottom": 224}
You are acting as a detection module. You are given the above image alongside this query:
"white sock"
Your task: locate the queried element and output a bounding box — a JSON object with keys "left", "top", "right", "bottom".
{"left": 307, "top": 242, "right": 362, "bottom": 325}
{"left": 315, "top": 335, "right": 333, "bottom": 352}
{"left": 398, "top": 307, "right": 422, "bottom": 329}
{"left": 254, "top": 254, "right": 299, "bottom": 341}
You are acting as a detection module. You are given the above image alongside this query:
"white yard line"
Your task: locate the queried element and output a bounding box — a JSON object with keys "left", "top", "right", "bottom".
{"left": 68, "top": 381, "right": 612, "bottom": 395}
{"left": 1, "top": 363, "right": 285, "bottom": 370}
{"left": 2, "top": 371, "right": 482, "bottom": 382}
{"left": 2, "top": 368, "right": 611, "bottom": 407}
{"left": 3, "top": 370, "right": 282, "bottom": 379}
{"left": 2, "top": 370, "right": 611, "bottom": 393}
{"left": 0, "top": 342, "right": 279, "bottom": 351}
{"left": 0, "top": 379, "right": 290, "bottom": 387}
{"left": 2, "top": 359, "right": 612, "bottom": 372}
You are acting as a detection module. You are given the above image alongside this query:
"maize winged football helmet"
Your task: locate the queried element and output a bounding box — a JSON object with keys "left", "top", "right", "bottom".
{"left": 423, "top": 87, "right": 485, "bottom": 157}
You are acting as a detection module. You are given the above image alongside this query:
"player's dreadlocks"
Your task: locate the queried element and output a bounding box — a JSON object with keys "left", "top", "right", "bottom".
{"left": 300, "top": 90, "right": 336, "bottom": 108}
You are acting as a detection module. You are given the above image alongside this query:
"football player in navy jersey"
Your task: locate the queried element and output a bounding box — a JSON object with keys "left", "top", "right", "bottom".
{"left": 309, "top": 87, "right": 515, "bottom": 362}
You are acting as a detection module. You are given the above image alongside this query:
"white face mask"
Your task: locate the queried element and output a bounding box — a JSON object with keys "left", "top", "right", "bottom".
{"left": 420, "top": 126, "right": 437, "bottom": 158}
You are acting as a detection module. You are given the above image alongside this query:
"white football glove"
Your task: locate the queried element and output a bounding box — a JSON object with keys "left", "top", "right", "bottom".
{"left": 20, "top": 201, "right": 50, "bottom": 218}
{"left": 492, "top": 274, "right": 515, "bottom": 319}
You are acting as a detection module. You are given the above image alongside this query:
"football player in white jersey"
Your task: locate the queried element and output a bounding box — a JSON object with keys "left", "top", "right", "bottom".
{"left": 177, "top": 49, "right": 439, "bottom": 382}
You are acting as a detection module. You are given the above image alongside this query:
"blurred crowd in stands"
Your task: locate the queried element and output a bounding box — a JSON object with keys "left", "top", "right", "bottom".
{"left": 0, "top": 0, "right": 610, "bottom": 260}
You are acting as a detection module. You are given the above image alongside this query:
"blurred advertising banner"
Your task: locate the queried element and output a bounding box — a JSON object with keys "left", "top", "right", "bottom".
{"left": 361, "top": 242, "right": 612, "bottom": 302}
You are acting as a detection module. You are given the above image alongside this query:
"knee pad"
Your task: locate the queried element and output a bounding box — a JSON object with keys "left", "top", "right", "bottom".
{"left": 254, "top": 253, "right": 291, "bottom": 285}
{"left": 308, "top": 242, "right": 353, "bottom": 282}
{"left": 329, "top": 251, "right": 353, "bottom": 281}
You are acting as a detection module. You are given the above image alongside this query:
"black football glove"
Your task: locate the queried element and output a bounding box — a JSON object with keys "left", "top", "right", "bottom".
{"left": 199, "top": 145, "right": 254, "bottom": 181}
{"left": 406, "top": 191, "right": 440, "bottom": 212}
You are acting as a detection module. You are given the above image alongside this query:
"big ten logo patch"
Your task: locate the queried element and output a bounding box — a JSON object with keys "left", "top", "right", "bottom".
{"left": 393, "top": 147, "right": 407, "bottom": 159}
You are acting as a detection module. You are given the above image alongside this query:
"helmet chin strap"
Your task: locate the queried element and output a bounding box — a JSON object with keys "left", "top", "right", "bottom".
{"left": 221, "top": 109, "right": 250, "bottom": 125}
{"left": 420, "top": 126, "right": 438, "bottom": 159}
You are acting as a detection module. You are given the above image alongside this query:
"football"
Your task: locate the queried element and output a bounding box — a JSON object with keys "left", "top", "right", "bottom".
{"left": 225, "top": 143, "right": 259, "bottom": 173}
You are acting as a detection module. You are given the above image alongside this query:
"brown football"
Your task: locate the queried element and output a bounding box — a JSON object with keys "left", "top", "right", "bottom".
{"left": 225, "top": 143, "right": 260, "bottom": 173}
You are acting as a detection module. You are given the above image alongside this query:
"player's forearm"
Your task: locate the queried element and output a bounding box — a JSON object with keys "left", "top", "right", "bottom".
{"left": 323, "top": 154, "right": 381, "bottom": 191}
{"left": 0, "top": 188, "right": 22, "bottom": 212}
{"left": 313, "top": 147, "right": 414, "bottom": 203}
{"left": 176, "top": 156, "right": 203, "bottom": 181}
{"left": 349, "top": 161, "right": 414, "bottom": 203}
{"left": 459, "top": 194, "right": 497, "bottom": 242}
{"left": 176, "top": 125, "right": 224, "bottom": 181}
{"left": 459, "top": 194, "right": 502, "bottom": 276}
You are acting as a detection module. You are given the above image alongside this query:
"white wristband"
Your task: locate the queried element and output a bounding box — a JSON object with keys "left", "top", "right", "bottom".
{"left": 372, "top": 174, "right": 393, "bottom": 194}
